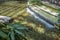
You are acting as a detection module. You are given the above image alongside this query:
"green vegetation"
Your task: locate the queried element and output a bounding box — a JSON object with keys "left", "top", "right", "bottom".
{"left": 0, "top": 22, "right": 28, "bottom": 40}
{"left": 55, "top": 13, "right": 60, "bottom": 28}
{"left": 0, "top": 1, "right": 28, "bottom": 40}
{"left": 0, "top": 1, "right": 27, "bottom": 18}
{"left": 29, "top": 0, "right": 41, "bottom": 4}
{"left": 34, "top": 5, "right": 57, "bottom": 22}
{"left": 58, "top": 13, "right": 60, "bottom": 23}
{"left": 37, "top": 2, "right": 60, "bottom": 27}
{"left": 0, "top": 0, "right": 60, "bottom": 40}
{"left": 29, "top": 0, "right": 60, "bottom": 23}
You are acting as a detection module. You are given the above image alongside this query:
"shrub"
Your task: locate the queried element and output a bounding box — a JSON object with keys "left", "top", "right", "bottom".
{"left": 0, "top": 22, "right": 28, "bottom": 40}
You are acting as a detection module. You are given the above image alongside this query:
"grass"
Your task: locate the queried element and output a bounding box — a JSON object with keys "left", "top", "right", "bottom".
{"left": 38, "top": 8, "right": 57, "bottom": 22}
{"left": 31, "top": 5, "right": 57, "bottom": 22}
{"left": 0, "top": 1, "right": 60, "bottom": 40}
{"left": 37, "top": 2, "right": 60, "bottom": 13}
{"left": 0, "top": 1, "right": 26, "bottom": 17}
{"left": 31, "top": 2, "right": 60, "bottom": 23}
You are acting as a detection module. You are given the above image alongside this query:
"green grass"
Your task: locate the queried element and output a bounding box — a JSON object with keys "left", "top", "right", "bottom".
{"left": 30, "top": 2, "right": 59, "bottom": 22}
{"left": 33, "top": 5, "right": 57, "bottom": 22}
{"left": 32, "top": 2, "right": 60, "bottom": 22}
{"left": 38, "top": 2, "right": 60, "bottom": 13}
{"left": 39, "top": 9, "right": 57, "bottom": 22}
{"left": 0, "top": 1, "right": 60, "bottom": 40}
{"left": 0, "top": 1, "right": 26, "bottom": 17}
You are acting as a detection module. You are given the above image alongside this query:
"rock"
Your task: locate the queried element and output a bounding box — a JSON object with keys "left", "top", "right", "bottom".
{"left": 0, "top": 16, "right": 14, "bottom": 24}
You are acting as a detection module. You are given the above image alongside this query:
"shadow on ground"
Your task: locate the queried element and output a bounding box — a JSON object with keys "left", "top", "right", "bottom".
{"left": 25, "top": 26, "right": 60, "bottom": 40}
